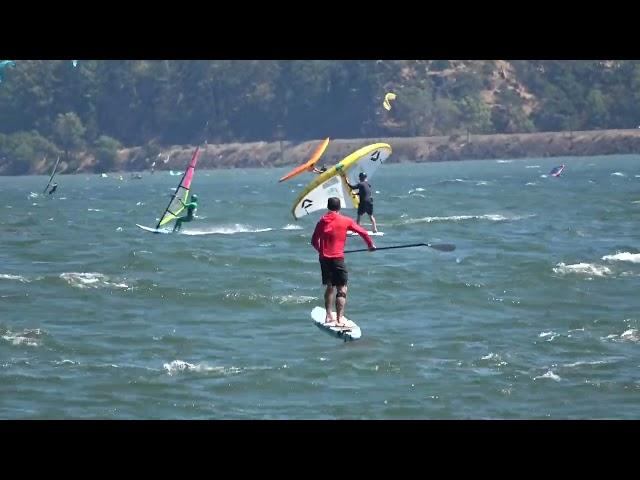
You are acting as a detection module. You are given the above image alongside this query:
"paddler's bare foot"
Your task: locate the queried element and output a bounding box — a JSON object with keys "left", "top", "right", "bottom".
{"left": 335, "top": 316, "right": 348, "bottom": 327}
{"left": 325, "top": 314, "right": 335, "bottom": 324}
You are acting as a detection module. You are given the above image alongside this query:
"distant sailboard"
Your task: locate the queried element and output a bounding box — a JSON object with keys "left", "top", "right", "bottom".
{"left": 43, "top": 156, "right": 61, "bottom": 194}
{"left": 549, "top": 164, "right": 565, "bottom": 177}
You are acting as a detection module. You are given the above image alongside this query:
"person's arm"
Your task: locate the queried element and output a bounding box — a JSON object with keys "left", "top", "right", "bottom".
{"left": 345, "top": 178, "right": 358, "bottom": 190}
{"left": 347, "top": 219, "right": 375, "bottom": 250}
{"left": 311, "top": 222, "right": 322, "bottom": 252}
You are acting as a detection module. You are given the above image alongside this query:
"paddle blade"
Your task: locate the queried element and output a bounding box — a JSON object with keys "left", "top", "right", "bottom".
{"left": 427, "top": 243, "right": 456, "bottom": 252}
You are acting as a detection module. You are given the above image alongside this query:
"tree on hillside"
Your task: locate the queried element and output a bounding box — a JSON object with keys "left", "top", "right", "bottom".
{"left": 54, "top": 112, "right": 86, "bottom": 166}
{"left": 92, "top": 135, "right": 122, "bottom": 172}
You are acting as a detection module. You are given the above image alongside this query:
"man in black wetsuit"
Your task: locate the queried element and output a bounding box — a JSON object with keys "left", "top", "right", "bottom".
{"left": 48, "top": 183, "right": 58, "bottom": 195}
{"left": 347, "top": 172, "right": 378, "bottom": 233}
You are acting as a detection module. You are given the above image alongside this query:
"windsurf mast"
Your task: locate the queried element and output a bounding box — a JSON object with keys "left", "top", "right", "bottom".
{"left": 43, "top": 156, "right": 60, "bottom": 194}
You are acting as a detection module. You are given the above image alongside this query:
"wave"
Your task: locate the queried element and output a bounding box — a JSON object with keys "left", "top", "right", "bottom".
{"left": 403, "top": 213, "right": 530, "bottom": 224}
{"left": 611, "top": 172, "right": 626, "bottom": 177}
{"left": 222, "top": 291, "right": 316, "bottom": 305}
{"left": 525, "top": 165, "right": 540, "bottom": 169}
{"left": 435, "top": 178, "right": 469, "bottom": 186}
{"left": 602, "top": 329, "right": 640, "bottom": 343}
{"left": 601, "top": 252, "right": 640, "bottom": 264}
{"left": 181, "top": 224, "right": 273, "bottom": 235}
{"left": 282, "top": 224, "right": 303, "bottom": 230}
{"left": 563, "top": 360, "right": 609, "bottom": 368}
{"left": 479, "top": 352, "right": 507, "bottom": 366}
{"left": 0, "top": 273, "right": 30, "bottom": 283}
{"left": 534, "top": 370, "right": 561, "bottom": 381}
{"left": 553, "top": 262, "right": 612, "bottom": 277}
{"left": 60, "top": 272, "right": 129, "bottom": 289}
{"left": 539, "top": 331, "right": 559, "bottom": 341}
{"left": 1, "top": 328, "right": 45, "bottom": 347}
{"left": 163, "top": 360, "right": 244, "bottom": 376}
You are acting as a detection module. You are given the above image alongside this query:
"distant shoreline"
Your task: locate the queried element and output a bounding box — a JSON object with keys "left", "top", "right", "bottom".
{"left": 9, "top": 128, "right": 640, "bottom": 175}
{"left": 117, "top": 128, "right": 640, "bottom": 173}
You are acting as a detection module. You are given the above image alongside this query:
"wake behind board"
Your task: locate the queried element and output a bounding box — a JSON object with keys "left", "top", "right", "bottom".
{"left": 311, "top": 306, "right": 361, "bottom": 341}
{"left": 136, "top": 224, "right": 172, "bottom": 234}
{"left": 348, "top": 231, "right": 384, "bottom": 237}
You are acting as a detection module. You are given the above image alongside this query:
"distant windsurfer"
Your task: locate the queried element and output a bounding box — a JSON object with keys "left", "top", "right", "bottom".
{"left": 173, "top": 193, "right": 198, "bottom": 232}
{"left": 347, "top": 172, "right": 378, "bottom": 233}
{"left": 311, "top": 197, "right": 375, "bottom": 326}
{"left": 48, "top": 183, "right": 58, "bottom": 195}
{"left": 550, "top": 164, "right": 565, "bottom": 177}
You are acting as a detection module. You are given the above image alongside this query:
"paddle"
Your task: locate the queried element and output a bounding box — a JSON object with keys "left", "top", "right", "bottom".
{"left": 344, "top": 242, "right": 456, "bottom": 253}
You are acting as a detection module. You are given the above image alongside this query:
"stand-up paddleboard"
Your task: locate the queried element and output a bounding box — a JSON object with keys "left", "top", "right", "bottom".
{"left": 135, "top": 224, "right": 172, "bottom": 234}
{"left": 348, "top": 231, "right": 384, "bottom": 237}
{"left": 311, "top": 306, "right": 361, "bottom": 341}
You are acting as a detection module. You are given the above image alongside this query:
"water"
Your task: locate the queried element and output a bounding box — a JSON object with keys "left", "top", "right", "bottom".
{"left": 1, "top": 155, "right": 639, "bottom": 419}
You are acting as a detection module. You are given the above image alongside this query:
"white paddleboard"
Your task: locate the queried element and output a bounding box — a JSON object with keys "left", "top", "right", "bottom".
{"left": 136, "top": 224, "right": 173, "bottom": 234}
{"left": 348, "top": 230, "right": 384, "bottom": 237}
{"left": 311, "top": 306, "right": 361, "bottom": 341}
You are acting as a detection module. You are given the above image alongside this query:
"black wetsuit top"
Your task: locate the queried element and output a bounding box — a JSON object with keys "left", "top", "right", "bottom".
{"left": 354, "top": 181, "right": 373, "bottom": 204}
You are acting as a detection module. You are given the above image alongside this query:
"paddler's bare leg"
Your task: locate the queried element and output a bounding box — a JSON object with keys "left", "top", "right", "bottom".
{"left": 370, "top": 214, "right": 378, "bottom": 233}
{"left": 324, "top": 284, "right": 335, "bottom": 323}
{"left": 335, "top": 285, "right": 348, "bottom": 326}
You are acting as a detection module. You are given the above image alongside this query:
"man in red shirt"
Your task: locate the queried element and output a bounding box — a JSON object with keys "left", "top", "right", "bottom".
{"left": 311, "top": 197, "right": 376, "bottom": 326}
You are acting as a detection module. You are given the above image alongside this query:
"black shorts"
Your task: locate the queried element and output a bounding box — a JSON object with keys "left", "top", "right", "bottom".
{"left": 358, "top": 201, "right": 373, "bottom": 216}
{"left": 320, "top": 258, "right": 348, "bottom": 286}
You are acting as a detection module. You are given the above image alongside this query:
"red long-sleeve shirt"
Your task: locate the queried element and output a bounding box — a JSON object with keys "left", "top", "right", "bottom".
{"left": 311, "top": 211, "right": 374, "bottom": 259}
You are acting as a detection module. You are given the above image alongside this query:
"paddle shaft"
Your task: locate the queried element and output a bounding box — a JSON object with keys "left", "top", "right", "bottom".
{"left": 344, "top": 242, "right": 455, "bottom": 253}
